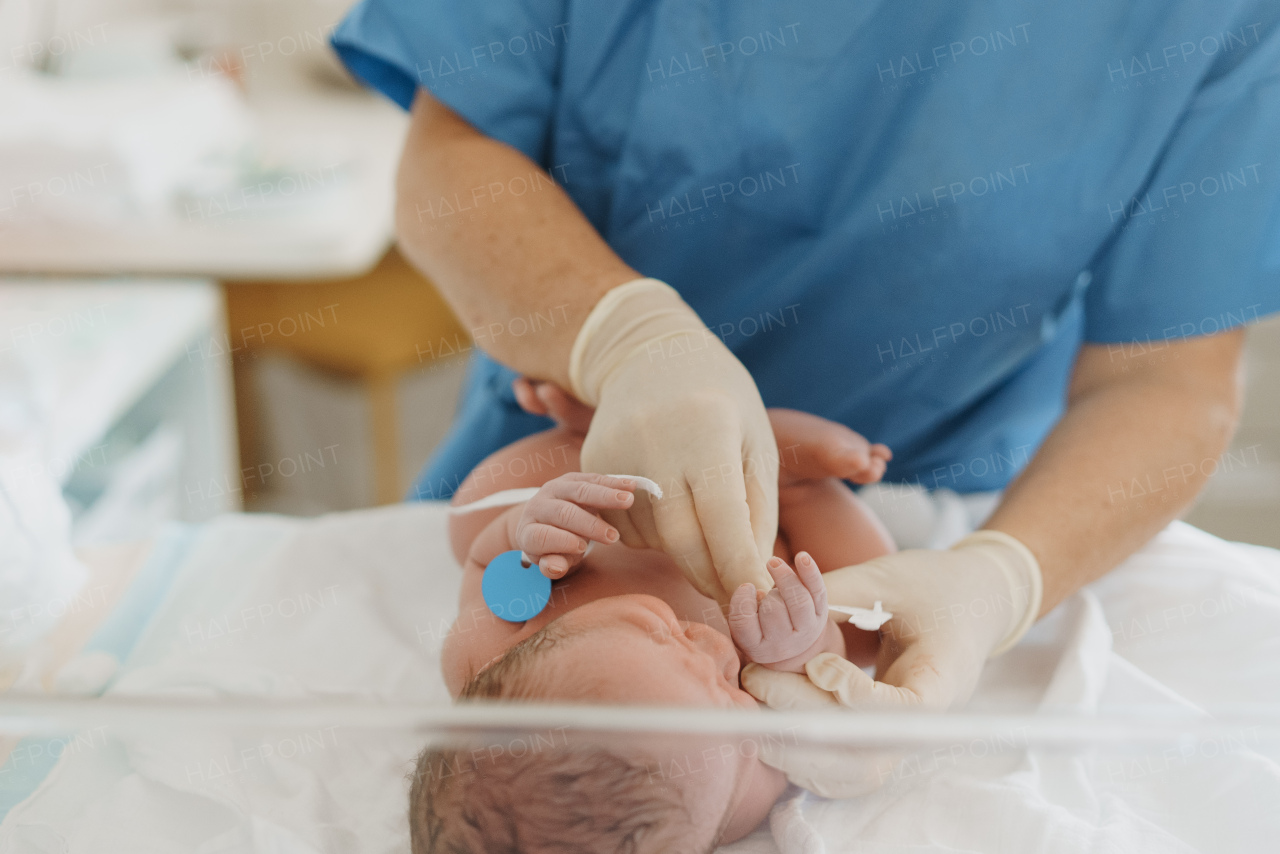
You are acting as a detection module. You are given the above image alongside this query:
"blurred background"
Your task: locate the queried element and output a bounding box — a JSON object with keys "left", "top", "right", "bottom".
{"left": 0, "top": 0, "right": 472, "bottom": 544}
{"left": 1, "top": 0, "right": 1277, "bottom": 557}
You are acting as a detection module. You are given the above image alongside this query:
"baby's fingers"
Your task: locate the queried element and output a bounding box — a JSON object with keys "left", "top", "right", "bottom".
{"left": 536, "top": 553, "right": 573, "bottom": 580}
{"left": 550, "top": 473, "right": 637, "bottom": 512}
{"left": 518, "top": 521, "right": 589, "bottom": 561}
{"left": 527, "top": 497, "right": 618, "bottom": 546}
{"left": 793, "top": 552, "right": 827, "bottom": 617}
{"left": 766, "top": 557, "right": 816, "bottom": 626}
{"left": 728, "top": 583, "right": 763, "bottom": 651}
{"left": 756, "top": 588, "right": 794, "bottom": 638}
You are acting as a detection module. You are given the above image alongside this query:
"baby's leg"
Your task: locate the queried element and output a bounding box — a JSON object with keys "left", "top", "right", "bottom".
{"left": 446, "top": 427, "right": 583, "bottom": 565}
{"left": 777, "top": 478, "right": 895, "bottom": 572}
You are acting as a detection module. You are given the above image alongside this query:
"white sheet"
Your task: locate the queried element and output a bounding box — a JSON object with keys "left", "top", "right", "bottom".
{"left": 2, "top": 503, "right": 458, "bottom": 853}
{"left": 733, "top": 522, "right": 1280, "bottom": 854}
{"left": 1, "top": 504, "right": 1277, "bottom": 853}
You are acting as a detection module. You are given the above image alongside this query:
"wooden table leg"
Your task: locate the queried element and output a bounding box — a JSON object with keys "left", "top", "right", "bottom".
{"left": 368, "top": 370, "right": 402, "bottom": 505}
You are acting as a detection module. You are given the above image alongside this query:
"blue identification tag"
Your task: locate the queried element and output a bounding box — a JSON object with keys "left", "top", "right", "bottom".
{"left": 453, "top": 477, "right": 660, "bottom": 623}
{"left": 482, "top": 550, "right": 552, "bottom": 622}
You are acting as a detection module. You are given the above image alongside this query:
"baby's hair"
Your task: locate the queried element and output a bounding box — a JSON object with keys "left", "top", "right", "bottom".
{"left": 409, "top": 622, "right": 715, "bottom": 854}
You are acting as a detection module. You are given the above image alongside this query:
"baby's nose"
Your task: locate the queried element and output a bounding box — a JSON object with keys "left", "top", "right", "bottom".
{"left": 684, "top": 621, "right": 736, "bottom": 667}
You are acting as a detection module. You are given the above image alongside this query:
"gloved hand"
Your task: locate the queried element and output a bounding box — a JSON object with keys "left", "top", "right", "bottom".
{"left": 739, "top": 530, "right": 1041, "bottom": 798}
{"left": 742, "top": 530, "right": 1042, "bottom": 710}
{"left": 568, "top": 278, "right": 778, "bottom": 603}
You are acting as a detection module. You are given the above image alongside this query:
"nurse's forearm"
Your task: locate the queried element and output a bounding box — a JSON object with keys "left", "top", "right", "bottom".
{"left": 395, "top": 90, "right": 640, "bottom": 387}
{"left": 982, "top": 329, "right": 1245, "bottom": 616}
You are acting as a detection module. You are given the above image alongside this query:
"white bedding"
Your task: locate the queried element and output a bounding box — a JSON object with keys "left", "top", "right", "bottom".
{"left": 1, "top": 502, "right": 1278, "bottom": 853}
{"left": 741, "top": 522, "right": 1280, "bottom": 854}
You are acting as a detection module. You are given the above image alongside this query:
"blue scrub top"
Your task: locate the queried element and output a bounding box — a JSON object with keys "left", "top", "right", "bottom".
{"left": 333, "top": 1, "right": 1280, "bottom": 499}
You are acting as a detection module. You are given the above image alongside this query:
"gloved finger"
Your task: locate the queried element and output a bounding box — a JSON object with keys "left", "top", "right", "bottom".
{"left": 793, "top": 552, "right": 827, "bottom": 618}
{"left": 767, "top": 557, "right": 814, "bottom": 628}
{"left": 517, "top": 521, "right": 589, "bottom": 558}
{"left": 874, "top": 641, "right": 954, "bottom": 710}
{"left": 743, "top": 431, "right": 780, "bottom": 581}
{"left": 804, "top": 653, "right": 926, "bottom": 709}
{"left": 740, "top": 663, "right": 840, "bottom": 709}
{"left": 650, "top": 484, "right": 726, "bottom": 602}
{"left": 626, "top": 485, "right": 665, "bottom": 552}
{"left": 820, "top": 554, "right": 903, "bottom": 614}
{"left": 727, "top": 583, "right": 763, "bottom": 651}
{"left": 689, "top": 459, "right": 771, "bottom": 599}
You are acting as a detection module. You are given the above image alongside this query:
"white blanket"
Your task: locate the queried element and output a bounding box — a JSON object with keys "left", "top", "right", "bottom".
{"left": 1, "top": 503, "right": 1277, "bottom": 853}
{"left": 737, "top": 522, "right": 1280, "bottom": 854}
{"left": 2, "top": 503, "right": 459, "bottom": 854}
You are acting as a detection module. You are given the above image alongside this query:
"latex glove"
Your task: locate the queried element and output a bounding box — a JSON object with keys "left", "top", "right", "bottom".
{"left": 739, "top": 531, "right": 1040, "bottom": 798}
{"left": 569, "top": 278, "right": 777, "bottom": 602}
{"left": 742, "top": 530, "right": 1042, "bottom": 711}
{"left": 510, "top": 388, "right": 891, "bottom": 492}
{"left": 739, "top": 623, "right": 900, "bottom": 799}
{"left": 728, "top": 552, "right": 831, "bottom": 670}
{"left": 514, "top": 472, "right": 636, "bottom": 579}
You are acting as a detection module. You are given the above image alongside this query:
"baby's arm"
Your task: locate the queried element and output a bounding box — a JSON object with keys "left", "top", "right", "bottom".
{"left": 443, "top": 470, "right": 635, "bottom": 693}
{"left": 728, "top": 552, "right": 844, "bottom": 674}
{"left": 458, "top": 472, "right": 636, "bottom": 584}
{"left": 446, "top": 426, "right": 584, "bottom": 566}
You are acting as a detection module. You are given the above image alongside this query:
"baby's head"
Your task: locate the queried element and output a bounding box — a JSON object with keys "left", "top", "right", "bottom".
{"left": 411, "top": 594, "right": 787, "bottom": 853}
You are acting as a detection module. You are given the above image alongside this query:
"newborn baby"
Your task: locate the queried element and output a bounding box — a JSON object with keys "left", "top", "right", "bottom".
{"left": 412, "top": 389, "right": 895, "bottom": 853}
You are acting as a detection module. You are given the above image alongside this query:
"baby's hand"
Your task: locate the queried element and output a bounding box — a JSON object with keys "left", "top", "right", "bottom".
{"left": 515, "top": 472, "right": 635, "bottom": 579}
{"left": 728, "top": 552, "right": 830, "bottom": 668}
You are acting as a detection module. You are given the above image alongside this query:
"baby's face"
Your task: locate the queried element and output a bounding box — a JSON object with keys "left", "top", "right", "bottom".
{"left": 541, "top": 593, "right": 756, "bottom": 709}
{"left": 525, "top": 594, "right": 786, "bottom": 843}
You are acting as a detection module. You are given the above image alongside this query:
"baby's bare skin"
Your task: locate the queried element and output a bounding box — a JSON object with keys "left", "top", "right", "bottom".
{"left": 441, "top": 409, "right": 896, "bottom": 696}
